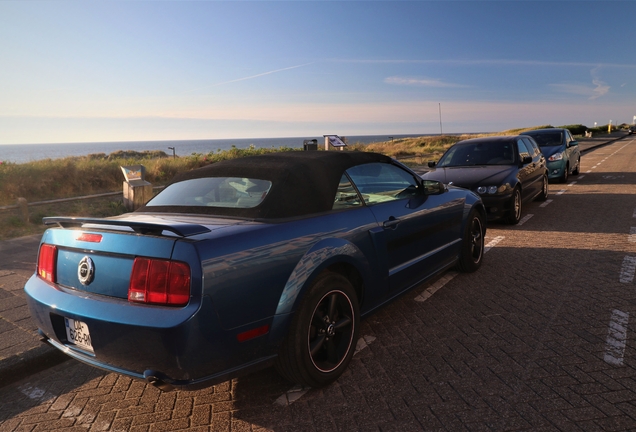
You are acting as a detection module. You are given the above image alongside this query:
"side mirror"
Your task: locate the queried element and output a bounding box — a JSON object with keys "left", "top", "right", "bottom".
{"left": 427, "top": 161, "right": 437, "bottom": 168}
{"left": 569, "top": 140, "right": 579, "bottom": 147}
{"left": 522, "top": 155, "right": 532, "bottom": 165}
{"left": 421, "top": 180, "right": 446, "bottom": 195}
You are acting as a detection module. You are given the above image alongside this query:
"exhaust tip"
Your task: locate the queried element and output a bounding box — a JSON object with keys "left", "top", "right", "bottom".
{"left": 143, "top": 370, "right": 175, "bottom": 392}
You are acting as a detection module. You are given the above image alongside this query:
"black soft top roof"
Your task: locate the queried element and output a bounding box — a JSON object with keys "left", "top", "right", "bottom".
{"left": 138, "top": 151, "right": 394, "bottom": 219}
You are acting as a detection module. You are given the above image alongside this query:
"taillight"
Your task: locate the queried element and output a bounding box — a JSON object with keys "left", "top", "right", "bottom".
{"left": 37, "top": 244, "right": 57, "bottom": 283}
{"left": 128, "top": 257, "right": 190, "bottom": 307}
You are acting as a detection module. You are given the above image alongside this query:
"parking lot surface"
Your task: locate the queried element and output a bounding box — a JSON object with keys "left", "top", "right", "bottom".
{"left": 1, "top": 133, "right": 635, "bottom": 431}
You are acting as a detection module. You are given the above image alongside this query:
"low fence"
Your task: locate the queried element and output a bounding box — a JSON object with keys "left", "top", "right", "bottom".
{"left": 0, "top": 191, "right": 122, "bottom": 212}
{"left": 0, "top": 186, "right": 164, "bottom": 222}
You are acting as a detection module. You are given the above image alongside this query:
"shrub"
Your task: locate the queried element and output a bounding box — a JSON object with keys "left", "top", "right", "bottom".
{"left": 559, "top": 124, "right": 588, "bottom": 135}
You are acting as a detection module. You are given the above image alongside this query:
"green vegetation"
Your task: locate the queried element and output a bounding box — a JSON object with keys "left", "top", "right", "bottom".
{"left": 0, "top": 124, "right": 615, "bottom": 240}
{"left": 0, "top": 145, "right": 295, "bottom": 239}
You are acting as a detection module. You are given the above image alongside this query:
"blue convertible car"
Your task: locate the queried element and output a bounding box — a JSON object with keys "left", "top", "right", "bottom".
{"left": 25, "top": 151, "right": 485, "bottom": 391}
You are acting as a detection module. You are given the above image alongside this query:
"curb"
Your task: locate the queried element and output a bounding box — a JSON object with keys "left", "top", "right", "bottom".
{"left": 0, "top": 343, "right": 69, "bottom": 389}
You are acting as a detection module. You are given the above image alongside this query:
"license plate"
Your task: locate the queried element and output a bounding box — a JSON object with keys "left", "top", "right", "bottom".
{"left": 64, "top": 318, "right": 94, "bottom": 353}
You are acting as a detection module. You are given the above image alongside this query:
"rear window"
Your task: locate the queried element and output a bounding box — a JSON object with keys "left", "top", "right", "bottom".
{"left": 146, "top": 177, "right": 272, "bottom": 208}
{"left": 526, "top": 132, "right": 563, "bottom": 147}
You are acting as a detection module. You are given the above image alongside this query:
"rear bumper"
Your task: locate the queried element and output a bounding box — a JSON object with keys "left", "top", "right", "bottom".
{"left": 43, "top": 336, "right": 276, "bottom": 391}
{"left": 25, "top": 275, "right": 278, "bottom": 390}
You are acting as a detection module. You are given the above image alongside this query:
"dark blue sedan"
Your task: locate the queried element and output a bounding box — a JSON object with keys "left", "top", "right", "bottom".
{"left": 25, "top": 151, "right": 485, "bottom": 391}
{"left": 422, "top": 136, "right": 548, "bottom": 224}
{"left": 520, "top": 128, "right": 581, "bottom": 183}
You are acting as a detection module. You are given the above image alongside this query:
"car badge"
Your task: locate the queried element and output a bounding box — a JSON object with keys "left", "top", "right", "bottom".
{"left": 78, "top": 256, "right": 95, "bottom": 286}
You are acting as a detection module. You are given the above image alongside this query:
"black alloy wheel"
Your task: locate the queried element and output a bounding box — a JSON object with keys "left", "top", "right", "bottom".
{"left": 275, "top": 272, "right": 359, "bottom": 388}
{"left": 506, "top": 188, "right": 522, "bottom": 225}
{"left": 457, "top": 209, "right": 485, "bottom": 272}
{"left": 308, "top": 290, "right": 355, "bottom": 373}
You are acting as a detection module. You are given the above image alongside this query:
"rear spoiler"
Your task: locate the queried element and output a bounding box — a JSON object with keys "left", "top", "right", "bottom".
{"left": 43, "top": 217, "right": 211, "bottom": 237}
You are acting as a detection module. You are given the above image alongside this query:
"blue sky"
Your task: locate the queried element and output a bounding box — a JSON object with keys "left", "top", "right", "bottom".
{"left": 1, "top": 0, "right": 635, "bottom": 144}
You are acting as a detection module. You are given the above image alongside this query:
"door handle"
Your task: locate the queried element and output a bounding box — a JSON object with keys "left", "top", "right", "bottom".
{"left": 383, "top": 217, "right": 400, "bottom": 229}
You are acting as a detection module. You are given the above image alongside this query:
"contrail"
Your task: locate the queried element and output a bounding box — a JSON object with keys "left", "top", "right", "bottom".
{"left": 187, "top": 62, "right": 314, "bottom": 92}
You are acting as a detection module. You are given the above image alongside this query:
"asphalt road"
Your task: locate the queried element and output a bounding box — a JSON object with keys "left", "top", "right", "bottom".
{"left": 1, "top": 134, "right": 636, "bottom": 431}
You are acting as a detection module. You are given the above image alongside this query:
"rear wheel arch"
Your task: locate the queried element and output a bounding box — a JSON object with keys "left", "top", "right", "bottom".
{"left": 275, "top": 241, "right": 370, "bottom": 317}
{"left": 324, "top": 262, "right": 364, "bottom": 308}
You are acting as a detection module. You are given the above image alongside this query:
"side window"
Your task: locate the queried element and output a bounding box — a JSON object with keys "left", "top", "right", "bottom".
{"left": 346, "top": 163, "right": 419, "bottom": 205}
{"left": 332, "top": 174, "right": 363, "bottom": 210}
{"left": 523, "top": 137, "right": 539, "bottom": 156}
{"left": 517, "top": 139, "right": 531, "bottom": 160}
{"left": 566, "top": 130, "right": 574, "bottom": 145}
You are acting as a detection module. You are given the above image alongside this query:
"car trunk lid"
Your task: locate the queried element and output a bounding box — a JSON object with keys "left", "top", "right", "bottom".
{"left": 39, "top": 215, "right": 240, "bottom": 300}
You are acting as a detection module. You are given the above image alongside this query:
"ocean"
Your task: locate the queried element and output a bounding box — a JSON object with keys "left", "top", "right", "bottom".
{"left": 0, "top": 134, "right": 427, "bottom": 164}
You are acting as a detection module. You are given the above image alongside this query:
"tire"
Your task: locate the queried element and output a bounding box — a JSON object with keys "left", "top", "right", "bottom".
{"left": 457, "top": 209, "right": 485, "bottom": 273}
{"left": 572, "top": 158, "right": 580, "bottom": 175}
{"left": 560, "top": 164, "right": 569, "bottom": 183}
{"left": 505, "top": 187, "right": 522, "bottom": 225}
{"left": 537, "top": 174, "right": 549, "bottom": 201}
{"left": 275, "top": 272, "right": 359, "bottom": 388}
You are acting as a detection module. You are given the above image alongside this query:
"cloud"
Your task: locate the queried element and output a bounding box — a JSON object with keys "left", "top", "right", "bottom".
{"left": 332, "top": 58, "right": 636, "bottom": 70}
{"left": 550, "top": 67, "right": 610, "bottom": 100}
{"left": 590, "top": 67, "right": 610, "bottom": 99}
{"left": 384, "top": 76, "right": 468, "bottom": 88}
{"left": 549, "top": 83, "right": 598, "bottom": 98}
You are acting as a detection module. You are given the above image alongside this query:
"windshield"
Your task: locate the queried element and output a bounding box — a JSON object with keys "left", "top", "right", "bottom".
{"left": 437, "top": 141, "right": 515, "bottom": 167}
{"left": 525, "top": 132, "right": 563, "bottom": 147}
{"left": 146, "top": 177, "right": 272, "bottom": 208}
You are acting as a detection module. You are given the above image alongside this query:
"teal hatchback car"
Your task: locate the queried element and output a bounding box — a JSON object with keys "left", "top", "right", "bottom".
{"left": 521, "top": 128, "right": 581, "bottom": 183}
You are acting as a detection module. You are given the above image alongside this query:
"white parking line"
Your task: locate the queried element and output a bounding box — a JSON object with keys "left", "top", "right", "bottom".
{"left": 484, "top": 235, "right": 505, "bottom": 252}
{"left": 18, "top": 383, "right": 55, "bottom": 401}
{"left": 414, "top": 236, "right": 505, "bottom": 303}
{"left": 355, "top": 335, "right": 376, "bottom": 355}
{"left": 620, "top": 256, "right": 636, "bottom": 283}
{"left": 604, "top": 309, "right": 629, "bottom": 366}
{"left": 578, "top": 175, "right": 586, "bottom": 180}
{"left": 517, "top": 214, "right": 534, "bottom": 226}
{"left": 414, "top": 271, "right": 458, "bottom": 302}
{"left": 556, "top": 190, "right": 566, "bottom": 195}
{"left": 274, "top": 385, "right": 311, "bottom": 406}
{"left": 539, "top": 199, "right": 553, "bottom": 208}
{"left": 568, "top": 181, "right": 577, "bottom": 186}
